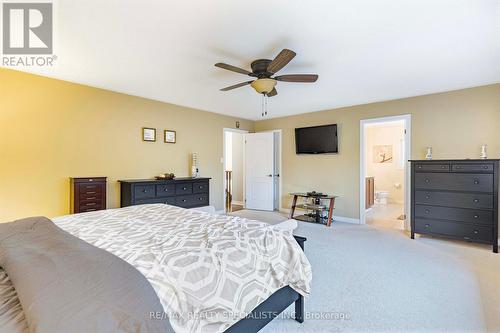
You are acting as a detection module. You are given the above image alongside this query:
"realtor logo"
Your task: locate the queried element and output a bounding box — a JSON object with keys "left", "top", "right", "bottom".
{"left": 2, "top": 3, "right": 53, "bottom": 54}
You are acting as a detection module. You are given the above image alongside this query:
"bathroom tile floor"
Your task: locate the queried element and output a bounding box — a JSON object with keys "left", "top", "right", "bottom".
{"left": 365, "top": 203, "right": 405, "bottom": 230}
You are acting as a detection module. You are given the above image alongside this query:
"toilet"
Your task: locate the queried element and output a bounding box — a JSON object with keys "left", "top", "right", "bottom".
{"left": 375, "top": 191, "right": 390, "bottom": 205}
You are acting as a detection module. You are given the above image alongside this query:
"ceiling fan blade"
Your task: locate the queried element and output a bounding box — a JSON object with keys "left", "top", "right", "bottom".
{"left": 267, "top": 87, "right": 278, "bottom": 97}
{"left": 215, "top": 63, "right": 252, "bottom": 76}
{"left": 220, "top": 80, "right": 254, "bottom": 91}
{"left": 267, "top": 49, "right": 296, "bottom": 74}
{"left": 274, "top": 74, "right": 318, "bottom": 82}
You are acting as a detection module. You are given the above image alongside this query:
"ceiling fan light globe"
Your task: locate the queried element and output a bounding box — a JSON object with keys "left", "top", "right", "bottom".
{"left": 251, "top": 78, "right": 277, "bottom": 94}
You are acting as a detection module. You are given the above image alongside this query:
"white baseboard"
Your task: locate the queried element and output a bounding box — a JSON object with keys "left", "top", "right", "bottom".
{"left": 279, "top": 208, "right": 361, "bottom": 224}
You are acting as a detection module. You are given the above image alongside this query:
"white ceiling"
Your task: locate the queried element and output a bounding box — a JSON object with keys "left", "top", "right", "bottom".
{"left": 7, "top": 0, "right": 500, "bottom": 120}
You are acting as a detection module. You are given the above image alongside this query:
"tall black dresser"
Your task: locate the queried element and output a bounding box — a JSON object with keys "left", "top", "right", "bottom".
{"left": 410, "top": 160, "right": 498, "bottom": 253}
{"left": 119, "top": 177, "right": 210, "bottom": 209}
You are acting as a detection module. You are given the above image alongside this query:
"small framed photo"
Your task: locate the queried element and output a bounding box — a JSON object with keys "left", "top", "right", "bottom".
{"left": 164, "top": 130, "right": 176, "bottom": 144}
{"left": 142, "top": 127, "right": 156, "bottom": 142}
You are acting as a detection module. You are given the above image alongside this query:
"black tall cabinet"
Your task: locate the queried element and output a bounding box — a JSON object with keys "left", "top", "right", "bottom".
{"left": 410, "top": 159, "right": 499, "bottom": 253}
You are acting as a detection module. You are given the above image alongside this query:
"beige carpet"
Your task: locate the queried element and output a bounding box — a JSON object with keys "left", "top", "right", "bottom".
{"left": 229, "top": 209, "right": 500, "bottom": 333}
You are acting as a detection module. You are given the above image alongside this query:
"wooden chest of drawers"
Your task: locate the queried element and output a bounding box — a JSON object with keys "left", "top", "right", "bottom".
{"left": 119, "top": 177, "right": 211, "bottom": 209}
{"left": 70, "top": 177, "right": 107, "bottom": 214}
{"left": 410, "top": 160, "right": 499, "bottom": 253}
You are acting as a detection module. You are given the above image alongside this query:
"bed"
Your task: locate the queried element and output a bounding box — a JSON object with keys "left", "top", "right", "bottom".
{"left": 0, "top": 204, "right": 312, "bottom": 333}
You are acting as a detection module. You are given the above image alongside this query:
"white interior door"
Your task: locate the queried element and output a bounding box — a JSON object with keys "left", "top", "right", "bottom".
{"left": 245, "top": 132, "right": 274, "bottom": 211}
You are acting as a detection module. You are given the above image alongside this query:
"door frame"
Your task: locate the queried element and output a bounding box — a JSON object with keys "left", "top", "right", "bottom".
{"left": 222, "top": 128, "right": 249, "bottom": 214}
{"left": 359, "top": 114, "right": 412, "bottom": 229}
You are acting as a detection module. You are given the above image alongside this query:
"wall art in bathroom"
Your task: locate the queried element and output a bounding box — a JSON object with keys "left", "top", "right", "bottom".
{"left": 373, "top": 145, "right": 393, "bottom": 163}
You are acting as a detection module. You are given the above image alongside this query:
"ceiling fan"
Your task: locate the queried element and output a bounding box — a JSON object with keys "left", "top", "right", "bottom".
{"left": 215, "top": 49, "right": 318, "bottom": 97}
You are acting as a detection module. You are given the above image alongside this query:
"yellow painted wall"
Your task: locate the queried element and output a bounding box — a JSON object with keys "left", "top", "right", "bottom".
{"left": 2, "top": 67, "right": 499, "bottom": 223}
{"left": 0, "top": 69, "right": 253, "bottom": 222}
{"left": 255, "top": 84, "right": 500, "bottom": 220}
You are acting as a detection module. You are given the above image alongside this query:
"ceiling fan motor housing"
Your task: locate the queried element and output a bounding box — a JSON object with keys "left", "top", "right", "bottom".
{"left": 216, "top": 48, "right": 318, "bottom": 98}
{"left": 251, "top": 59, "right": 273, "bottom": 78}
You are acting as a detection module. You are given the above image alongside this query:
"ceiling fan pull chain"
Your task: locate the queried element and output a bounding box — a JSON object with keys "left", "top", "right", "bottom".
{"left": 265, "top": 94, "right": 268, "bottom": 116}
{"left": 261, "top": 93, "right": 264, "bottom": 117}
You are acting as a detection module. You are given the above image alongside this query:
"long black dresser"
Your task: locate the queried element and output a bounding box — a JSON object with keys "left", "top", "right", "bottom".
{"left": 410, "top": 159, "right": 498, "bottom": 253}
{"left": 119, "top": 177, "right": 211, "bottom": 209}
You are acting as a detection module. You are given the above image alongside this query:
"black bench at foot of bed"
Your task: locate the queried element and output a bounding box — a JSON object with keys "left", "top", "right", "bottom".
{"left": 224, "top": 235, "right": 306, "bottom": 333}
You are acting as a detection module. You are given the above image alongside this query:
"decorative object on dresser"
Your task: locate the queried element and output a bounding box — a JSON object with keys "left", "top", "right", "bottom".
{"left": 425, "top": 146, "right": 433, "bottom": 160}
{"left": 191, "top": 153, "right": 199, "bottom": 178}
{"left": 289, "top": 192, "right": 337, "bottom": 227}
{"left": 119, "top": 177, "right": 210, "bottom": 209}
{"left": 70, "top": 177, "right": 107, "bottom": 214}
{"left": 480, "top": 145, "right": 487, "bottom": 159}
{"left": 410, "top": 159, "right": 499, "bottom": 253}
{"left": 155, "top": 173, "right": 175, "bottom": 180}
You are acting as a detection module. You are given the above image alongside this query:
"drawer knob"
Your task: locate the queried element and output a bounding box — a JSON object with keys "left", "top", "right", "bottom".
{"left": 483, "top": 166, "right": 488, "bottom": 169}
{"left": 87, "top": 203, "right": 96, "bottom": 206}
{"left": 87, "top": 191, "right": 96, "bottom": 194}
{"left": 417, "top": 165, "right": 422, "bottom": 169}
{"left": 425, "top": 209, "right": 430, "bottom": 214}
{"left": 425, "top": 179, "right": 430, "bottom": 183}
{"left": 425, "top": 224, "right": 430, "bottom": 228}
{"left": 473, "top": 180, "right": 479, "bottom": 185}
{"left": 164, "top": 188, "right": 168, "bottom": 192}
{"left": 143, "top": 189, "right": 147, "bottom": 193}
{"left": 199, "top": 197, "right": 203, "bottom": 201}
{"left": 474, "top": 215, "right": 479, "bottom": 219}
{"left": 441, "top": 166, "right": 446, "bottom": 169}
{"left": 182, "top": 199, "right": 187, "bottom": 202}
{"left": 456, "top": 166, "right": 462, "bottom": 169}
{"left": 87, "top": 197, "right": 96, "bottom": 200}
{"left": 183, "top": 187, "right": 187, "bottom": 190}
{"left": 425, "top": 195, "right": 431, "bottom": 199}
{"left": 473, "top": 230, "right": 479, "bottom": 234}
{"left": 464, "top": 236, "right": 471, "bottom": 240}
{"left": 473, "top": 199, "right": 479, "bottom": 203}
{"left": 199, "top": 186, "right": 203, "bottom": 189}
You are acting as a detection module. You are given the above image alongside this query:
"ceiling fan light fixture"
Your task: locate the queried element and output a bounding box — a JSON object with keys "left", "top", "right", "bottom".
{"left": 251, "top": 78, "right": 277, "bottom": 94}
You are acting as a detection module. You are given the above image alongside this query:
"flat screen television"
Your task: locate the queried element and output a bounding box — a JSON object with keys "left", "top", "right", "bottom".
{"left": 295, "top": 124, "right": 338, "bottom": 154}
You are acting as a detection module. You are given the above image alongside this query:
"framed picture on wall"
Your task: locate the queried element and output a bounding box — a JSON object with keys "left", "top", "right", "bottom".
{"left": 373, "top": 145, "right": 393, "bottom": 163}
{"left": 142, "top": 127, "right": 156, "bottom": 142}
{"left": 164, "top": 130, "right": 176, "bottom": 143}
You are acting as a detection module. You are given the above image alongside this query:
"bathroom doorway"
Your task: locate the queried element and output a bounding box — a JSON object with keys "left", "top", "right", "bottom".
{"left": 223, "top": 128, "right": 248, "bottom": 213}
{"left": 360, "top": 115, "right": 411, "bottom": 230}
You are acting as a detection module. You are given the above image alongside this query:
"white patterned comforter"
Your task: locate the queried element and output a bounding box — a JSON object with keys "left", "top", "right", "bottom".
{"left": 51, "top": 204, "right": 312, "bottom": 333}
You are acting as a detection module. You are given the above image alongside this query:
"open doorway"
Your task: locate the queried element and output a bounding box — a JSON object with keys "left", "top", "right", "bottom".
{"left": 223, "top": 129, "right": 282, "bottom": 214}
{"left": 223, "top": 128, "right": 247, "bottom": 213}
{"left": 360, "top": 115, "right": 411, "bottom": 230}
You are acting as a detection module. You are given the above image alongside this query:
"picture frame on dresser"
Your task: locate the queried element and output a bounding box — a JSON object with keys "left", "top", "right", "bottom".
{"left": 410, "top": 160, "right": 499, "bottom": 253}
